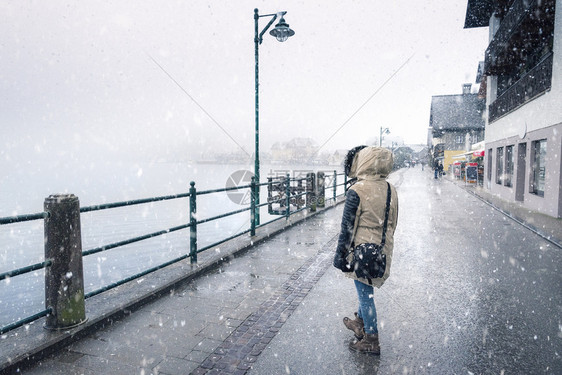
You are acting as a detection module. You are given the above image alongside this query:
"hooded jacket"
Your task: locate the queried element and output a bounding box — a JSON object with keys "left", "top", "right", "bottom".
{"left": 336, "top": 147, "right": 399, "bottom": 288}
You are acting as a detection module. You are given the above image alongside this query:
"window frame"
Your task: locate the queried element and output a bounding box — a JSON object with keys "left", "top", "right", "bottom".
{"left": 496, "top": 147, "right": 504, "bottom": 185}
{"left": 487, "top": 148, "right": 493, "bottom": 183}
{"left": 530, "top": 139, "right": 547, "bottom": 197}
{"left": 504, "top": 145, "right": 514, "bottom": 187}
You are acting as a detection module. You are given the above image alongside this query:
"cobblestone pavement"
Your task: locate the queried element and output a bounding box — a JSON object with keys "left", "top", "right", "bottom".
{"left": 191, "top": 238, "right": 335, "bottom": 375}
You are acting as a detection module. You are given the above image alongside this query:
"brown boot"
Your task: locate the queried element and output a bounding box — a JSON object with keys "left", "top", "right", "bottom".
{"left": 349, "top": 333, "right": 380, "bottom": 355}
{"left": 343, "top": 312, "right": 364, "bottom": 339}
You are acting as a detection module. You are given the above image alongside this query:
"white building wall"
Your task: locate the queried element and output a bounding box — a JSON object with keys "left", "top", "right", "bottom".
{"left": 484, "top": 0, "right": 562, "bottom": 218}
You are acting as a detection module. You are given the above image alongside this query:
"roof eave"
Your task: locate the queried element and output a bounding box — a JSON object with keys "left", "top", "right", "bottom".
{"left": 464, "top": 0, "right": 495, "bottom": 28}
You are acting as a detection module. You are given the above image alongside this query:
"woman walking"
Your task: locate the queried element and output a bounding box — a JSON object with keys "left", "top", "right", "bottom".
{"left": 333, "top": 146, "right": 399, "bottom": 354}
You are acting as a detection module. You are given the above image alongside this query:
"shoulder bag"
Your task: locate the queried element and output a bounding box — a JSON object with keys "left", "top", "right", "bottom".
{"left": 352, "top": 182, "right": 391, "bottom": 280}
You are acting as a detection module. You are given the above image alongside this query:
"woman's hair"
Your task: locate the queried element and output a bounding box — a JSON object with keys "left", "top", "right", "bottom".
{"left": 343, "top": 145, "right": 367, "bottom": 177}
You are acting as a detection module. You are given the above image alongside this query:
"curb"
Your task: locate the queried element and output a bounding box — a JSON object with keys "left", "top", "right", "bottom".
{"left": 446, "top": 178, "right": 562, "bottom": 249}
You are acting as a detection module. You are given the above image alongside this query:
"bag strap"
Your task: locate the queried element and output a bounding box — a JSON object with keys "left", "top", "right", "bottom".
{"left": 380, "top": 182, "right": 392, "bottom": 247}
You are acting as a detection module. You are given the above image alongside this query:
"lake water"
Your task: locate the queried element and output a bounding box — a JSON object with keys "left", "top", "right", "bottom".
{"left": 0, "top": 160, "right": 342, "bottom": 327}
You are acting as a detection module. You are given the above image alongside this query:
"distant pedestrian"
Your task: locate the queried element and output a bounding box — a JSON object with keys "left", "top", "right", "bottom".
{"left": 438, "top": 162, "right": 444, "bottom": 178}
{"left": 333, "top": 146, "right": 399, "bottom": 354}
{"left": 434, "top": 160, "right": 439, "bottom": 179}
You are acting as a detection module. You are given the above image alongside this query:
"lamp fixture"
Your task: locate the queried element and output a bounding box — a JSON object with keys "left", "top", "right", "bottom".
{"left": 269, "top": 16, "right": 295, "bottom": 42}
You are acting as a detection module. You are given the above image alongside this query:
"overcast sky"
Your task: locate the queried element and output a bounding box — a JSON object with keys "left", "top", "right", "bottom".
{"left": 1, "top": 1, "right": 489, "bottom": 163}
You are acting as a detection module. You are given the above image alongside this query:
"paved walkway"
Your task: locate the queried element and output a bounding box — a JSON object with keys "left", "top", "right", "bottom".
{"left": 11, "top": 167, "right": 562, "bottom": 374}
{"left": 15, "top": 192, "right": 345, "bottom": 375}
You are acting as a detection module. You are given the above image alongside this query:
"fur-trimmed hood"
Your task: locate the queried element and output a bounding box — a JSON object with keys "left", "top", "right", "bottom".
{"left": 349, "top": 146, "right": 393, "bottom": 181}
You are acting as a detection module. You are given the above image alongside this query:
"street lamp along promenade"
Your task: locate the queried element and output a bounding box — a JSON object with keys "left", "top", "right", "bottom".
{"left": 254, "top": 8, "right": 295, "bottom": 225}
{"left": 379, "top": 126, "right": 390, "bottom": 147}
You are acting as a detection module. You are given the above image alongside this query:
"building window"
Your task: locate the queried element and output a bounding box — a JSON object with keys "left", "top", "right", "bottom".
{"left": 530, "top": 139, "right": 547, "bottom": 197}
{"left": 455, "top": 135, "right": 464, "bottom": 145}
{"left": 504, "top": 145, "right": 514, "bottom": 187}
{"left": 496, "top": 147, "right": 504, "bottom": 185}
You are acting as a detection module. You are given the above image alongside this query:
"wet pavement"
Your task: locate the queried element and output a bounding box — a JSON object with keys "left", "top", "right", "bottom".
{"left": 249, "top": 168, "right": 562, "bottom": 374}
{"left": 7, "top": 167, "right": 562, "bottom": 374}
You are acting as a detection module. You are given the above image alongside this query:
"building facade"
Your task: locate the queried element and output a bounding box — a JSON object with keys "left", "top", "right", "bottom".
{"left": 428, "top": 84, "right": 486, "bottom": 172}
{"left": 270, "top": 138, "right": 317, "bottom": 163}
{"left": 465, "top": 0, "right": 562, "bottom": 218}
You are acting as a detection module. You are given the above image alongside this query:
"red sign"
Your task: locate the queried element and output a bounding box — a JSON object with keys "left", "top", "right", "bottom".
{"left": 473, "top": 150, "right": 485, "bottom": 157}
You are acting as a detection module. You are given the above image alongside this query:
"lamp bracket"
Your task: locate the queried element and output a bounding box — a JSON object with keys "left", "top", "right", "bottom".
{"left": 255, "top": 10, "right": 288, "bottom": 44}
{"left": 258, "top": 15, "right": 278, "bottom": 44}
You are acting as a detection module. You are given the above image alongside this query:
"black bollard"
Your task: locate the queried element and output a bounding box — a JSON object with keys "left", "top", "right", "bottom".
{"left": 44, "top": 194, "right": 87, "bottom": 330}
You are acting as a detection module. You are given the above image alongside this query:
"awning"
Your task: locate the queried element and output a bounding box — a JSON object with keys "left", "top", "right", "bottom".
{"left": 452, "top": 154, "right": 469, "bottom": 160}
{"left": 453, "top": 150, "right": 474, "bottom": 158}
{"left": 452, "top": 148, "right": 485, "bottom": 160}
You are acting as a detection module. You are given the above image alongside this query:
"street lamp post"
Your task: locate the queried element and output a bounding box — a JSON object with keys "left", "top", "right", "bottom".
{"left": 379, "top": 126, "right": 390, "bottom": 147}
{"left": 254, "top": 8, "right": 295, "bottom": 226}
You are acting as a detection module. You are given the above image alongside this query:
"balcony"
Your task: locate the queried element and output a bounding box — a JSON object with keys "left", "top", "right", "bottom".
{"left": 489, "top": 52, "right": 553, "bottom": 122}
{"left": 484, "top": 0, "right": 527, "bottom": 74}
{"left": 484, "top": 0, "right": 555, "bottom": 75}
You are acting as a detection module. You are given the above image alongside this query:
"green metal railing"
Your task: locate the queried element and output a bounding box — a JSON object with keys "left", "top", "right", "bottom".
{"left": 0, "top": 170, "right": 346, "bottom": 334}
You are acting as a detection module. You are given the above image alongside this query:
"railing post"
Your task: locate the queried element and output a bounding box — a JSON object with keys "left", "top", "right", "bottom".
{"left": 285, "top": 173, "right": 291, "bottom": 219}
{"left": 297, "top": 178, "right": 303, "bottom": 210}
{"left": 267, "top": 177, "right": 273, "bottom": 215}
{"left": 317, "top": 171, "right": 325, "bottom": 208}
{"left": 250, "top": 177, "right": 256, "bottom": 236}
{"left": 254, "top": 171, "right": 260, "bottom": 226}
{"left": 189, "top": 182, "right": 197, "bottom": 264}
{"left": 306, "top": 172, "right": 316, "bottom": 212}
{"left": 44, "top": 194, "right": 87, "bottom": 330}
{"left": 333, "top": 170, "right": 337, "bottom": 202}
{"left": 344, "top": 173, "right": 348, "bottom": 196}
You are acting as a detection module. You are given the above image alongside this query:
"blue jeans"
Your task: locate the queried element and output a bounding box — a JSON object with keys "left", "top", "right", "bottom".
{"left": 354, "top": 280, "right": 378, "bottom": 335}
